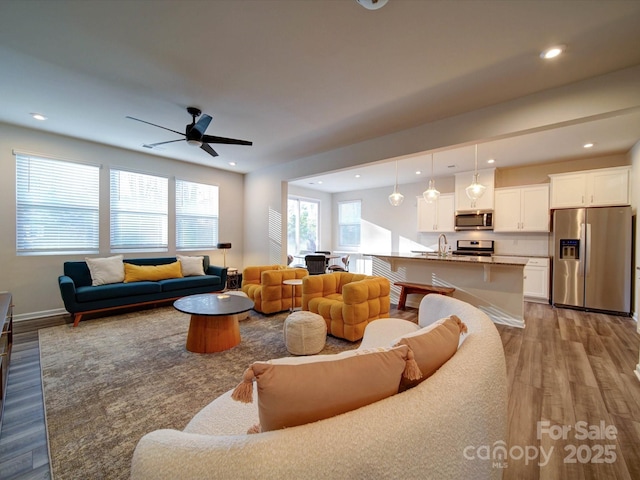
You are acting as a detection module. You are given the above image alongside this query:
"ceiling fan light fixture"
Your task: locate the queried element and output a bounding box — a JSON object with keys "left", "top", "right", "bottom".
{"left": 186, "top": 139, "right": 203, "bottom": 147}
{"left": 356, "top": 0, "right": 389, "bottom": 10}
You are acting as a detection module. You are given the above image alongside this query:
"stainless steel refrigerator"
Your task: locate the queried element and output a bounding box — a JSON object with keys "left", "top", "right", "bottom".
{"left": 552, "top": 206, "right": 632, "bottom": 315}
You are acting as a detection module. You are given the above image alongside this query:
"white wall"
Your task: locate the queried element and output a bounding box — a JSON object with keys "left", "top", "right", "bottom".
{"left": 0, "top": 123, "right": 244, "bottom": 319}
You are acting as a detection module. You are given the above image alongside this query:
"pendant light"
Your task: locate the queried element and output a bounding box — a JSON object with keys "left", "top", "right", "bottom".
{"left": 388, "top": 160, "right": 404, "bottom": 206}
{"left": 422, "top": 153, "right": 440, "bottom": 203}
{"left": 465, "top": 144, "right": 486, "bottom": 208}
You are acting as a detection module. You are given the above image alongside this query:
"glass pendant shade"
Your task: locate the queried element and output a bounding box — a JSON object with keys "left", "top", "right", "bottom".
{"left": 423, "top": 153, "right": 440, "bottom": 203}
{"left": 388, "top": 190, "right": 404, "bottom": 206}
{"left": 465, "top": 173, "right": 486, "bottom": 200}
{"left": 465, "top": 145, "right": 486, "bottom": 206}
{"left": 423, "top": 179, "right": 440, "bottom": 203}
{"left": 388, "top": 160, "right": 404, "bottom": 206}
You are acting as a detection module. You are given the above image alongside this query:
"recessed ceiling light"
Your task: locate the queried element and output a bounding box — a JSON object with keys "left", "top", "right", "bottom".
{"left": 317, "top": 181, "right": 323, "bottom": 184}
{"left": 487, "top": 159, "right": 495, "bottom": 164}
{"left": 583, "top": 143, "right": 594, "bottom": 149}
{"left": 228, "top": 161, "right": 236, "bottom": 166}
{"left": 31, "top": 113, "right": 47, "bottom": 121}
{"left": 415, "top": 170, "right": 422, "bottom": 175}
{"left": 540, "top": 45, "right": 565, "bottom": 59}
{"left": 355, "top": 174, "right": 361, "bottom": 178}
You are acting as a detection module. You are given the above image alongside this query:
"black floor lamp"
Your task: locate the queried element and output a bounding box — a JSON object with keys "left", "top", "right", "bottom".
{"left": 216, "top": 242, "right": 232, "bottom": 268}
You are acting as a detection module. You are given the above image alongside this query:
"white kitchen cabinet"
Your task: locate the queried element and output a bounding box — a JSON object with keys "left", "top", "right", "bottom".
{"left": 494, "top": 184, "right": 549, "bottom": 232}
{"left": 417, "top": 194, "right": 455, "bottom": 232}
{"left": 523, "top": 258, "right": 550, "bottom": 303}
{"left": 455, "top": 168, "right": 495, "bottom": 211}
{"left": 549, "top": 166, "right": 630, "bottom": 209}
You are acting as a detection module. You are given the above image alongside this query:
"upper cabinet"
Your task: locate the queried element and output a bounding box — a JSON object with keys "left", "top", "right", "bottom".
{"left": 417, "top": 194, "right": 455, "bottom": 232}
{"left": 549, "top": 166, "right": 630, "bottom": 209}
{"left": 454, "top": 168, "right": 495, "bottom": 211}
{"left": 494, "top": 184, "right": 549, "bottom": 232}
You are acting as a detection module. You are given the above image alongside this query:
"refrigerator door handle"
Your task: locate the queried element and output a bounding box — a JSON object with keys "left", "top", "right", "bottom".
{"left": 579, "top": 223, "right": 586, "bottom": 277}
{"left": 585, "top": 222, "right": 592, "bottom": 277}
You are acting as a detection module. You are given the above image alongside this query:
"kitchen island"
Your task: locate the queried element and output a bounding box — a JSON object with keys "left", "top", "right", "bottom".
{"left": 366, "top": 252, "right": 528, "bottom": 328}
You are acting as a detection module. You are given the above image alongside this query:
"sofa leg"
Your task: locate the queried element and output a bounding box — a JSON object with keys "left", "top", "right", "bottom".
{"left": 73, "top": 313, "right": 83, "bottom": 327}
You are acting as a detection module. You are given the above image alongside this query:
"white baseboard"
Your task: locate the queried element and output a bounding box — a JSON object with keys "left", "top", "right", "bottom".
{"left": 14, "top": 308, "right": 68, "bottom": 322}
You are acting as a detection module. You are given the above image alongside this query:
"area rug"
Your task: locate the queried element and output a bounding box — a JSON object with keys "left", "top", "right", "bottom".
{"left": 39, "top": 307, "right": 359, "bottom": 480}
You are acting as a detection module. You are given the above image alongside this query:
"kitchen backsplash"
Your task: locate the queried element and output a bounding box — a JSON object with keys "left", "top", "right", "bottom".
{"left": 416, "top": 231, "right": 551, "bottom": 257}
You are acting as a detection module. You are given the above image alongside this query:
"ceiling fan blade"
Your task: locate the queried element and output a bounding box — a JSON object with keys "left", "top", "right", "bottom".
{"left": 200, "top": 143, "right": 219, "bottom": 157}
{"left": 191, "top": 114, "right": 212, "bottom": 136}
{"left": 201, "top": 134, "right": 253, "bottom": 146}
{"left": 126, "top": 116, "right": 184, "bottom": 136}
{"left": 144, "top": 139, "right": 185, "bottom": 147}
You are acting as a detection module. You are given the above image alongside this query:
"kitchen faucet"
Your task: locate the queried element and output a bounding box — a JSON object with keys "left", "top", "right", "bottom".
{"left": 438, "top": 234, "right": 448, "bottom": 256}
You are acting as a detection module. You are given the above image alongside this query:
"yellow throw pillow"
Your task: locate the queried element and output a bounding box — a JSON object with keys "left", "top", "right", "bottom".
{"left": 123, "top": 261, "right": 183, "bottom": 283}
{"left": 231, "top": 345, "right": 416, "bottom": 432}
{"left": 393, "top": 315, "right": 468, "bottom": 391}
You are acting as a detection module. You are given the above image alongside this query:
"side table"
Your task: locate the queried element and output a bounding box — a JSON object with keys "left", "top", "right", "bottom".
{"left": 283, "top": 278, "right": 303, "bottom": 313}
{"left": 226, "top": 268, "right": 242, "bottom": 290}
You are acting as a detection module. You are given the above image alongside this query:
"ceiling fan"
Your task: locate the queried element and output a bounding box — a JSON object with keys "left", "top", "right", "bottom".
{"left": 126, "top": 106, "right": 252, "bottom": 158}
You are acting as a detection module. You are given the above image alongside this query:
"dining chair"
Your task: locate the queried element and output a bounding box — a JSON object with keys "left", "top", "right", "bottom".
{"left": 314, "top": 251, "right": 331, "bottom": 269}
{"left": 328, "top": 254, "right": 350, "bottom": 272}
{"left": 305, "top": 254, "right": 327, "bottom": 275}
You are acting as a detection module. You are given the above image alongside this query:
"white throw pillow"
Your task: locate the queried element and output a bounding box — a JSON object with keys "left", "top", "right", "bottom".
{"left": 177, "top": 255, "right": 205, "bottom": 276}
{"left": 85, "top": 255, "right": 125, "bottom": 286}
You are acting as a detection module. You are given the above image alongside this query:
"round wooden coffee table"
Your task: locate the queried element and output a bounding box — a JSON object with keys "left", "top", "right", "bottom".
{"left": 174, "top": 293, "right": 254, "bottom": 353}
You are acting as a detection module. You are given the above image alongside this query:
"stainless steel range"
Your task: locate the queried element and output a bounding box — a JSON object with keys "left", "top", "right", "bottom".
{"left": 452, "top": 240, "right": 494, "bottom": 257}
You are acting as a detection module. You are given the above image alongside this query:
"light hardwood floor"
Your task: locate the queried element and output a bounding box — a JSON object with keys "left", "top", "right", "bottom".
{"left": 0, "top": 303, "right": 638, "bottom": 479}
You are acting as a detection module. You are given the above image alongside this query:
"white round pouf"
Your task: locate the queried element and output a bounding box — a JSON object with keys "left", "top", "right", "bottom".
{"left": 225, "top": 290, "right": 250, "bottom": 320}
{"left": 284, "top": 311, "right": 327, "bottom": 355}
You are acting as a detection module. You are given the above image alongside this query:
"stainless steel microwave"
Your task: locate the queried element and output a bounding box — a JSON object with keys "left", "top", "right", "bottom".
{"left": 454, "top": 210, "right": 493, "bottom": 231}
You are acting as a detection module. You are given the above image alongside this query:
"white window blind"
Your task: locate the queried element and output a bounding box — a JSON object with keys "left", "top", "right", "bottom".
{"left": 110, "top": 169, "right": 168, "bottom": 252}
{"left": 16, "top": 153, "right": 99, "bottom": 255}
{"left": 176, "top": 179, "right": 219, "bottom": 250}
{"left": 338, "top": 200, "right": 361, "bottom": 247}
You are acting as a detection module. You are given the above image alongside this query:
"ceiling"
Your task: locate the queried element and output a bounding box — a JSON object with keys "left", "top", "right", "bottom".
{"left": 1, "top": 0, "right": 640, "bottom": 192}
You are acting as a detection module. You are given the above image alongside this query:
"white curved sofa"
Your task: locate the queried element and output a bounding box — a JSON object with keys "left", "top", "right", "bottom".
{"left": 130, "top": 294, "right": 507, "bottom": 480}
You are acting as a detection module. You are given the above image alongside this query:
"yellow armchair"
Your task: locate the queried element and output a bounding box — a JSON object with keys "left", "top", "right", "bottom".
{"left": 302, "top": 272, "right": 390, "bottom": 341}
{"left": 242, "top": 265, "right": 309, "bottom": 314}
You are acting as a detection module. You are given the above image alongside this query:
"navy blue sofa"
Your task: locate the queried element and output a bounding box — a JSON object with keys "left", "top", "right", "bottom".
{"left": 58, "top": 256, "right": 227, "bottom": 327}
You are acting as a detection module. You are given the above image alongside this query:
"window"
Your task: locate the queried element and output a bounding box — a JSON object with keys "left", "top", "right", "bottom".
{"left": 338, "top": 200, "right": 361, "bottom": 247}
{"left": 16, "top": 153, "right": 99, "bottom": 255}
{"left": 288, "top": 197, "right": 319, "bottom": 255}
{"left": 110, "top": 169, "right": 168, "bottom": 252}
{"left": 176, "top": 179, "right": 219, "bottom": 250}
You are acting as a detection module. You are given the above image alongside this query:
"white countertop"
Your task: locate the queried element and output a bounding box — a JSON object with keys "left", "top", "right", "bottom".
{"left": 365, "top": 252, "right": 529, "bottom": 267}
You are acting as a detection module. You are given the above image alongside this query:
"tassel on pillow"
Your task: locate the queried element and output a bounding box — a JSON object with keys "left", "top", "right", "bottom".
{"left": 231, "top": 367, "right": 255, "bottom": 403}
{"left": 247, "top": 423, "right": 261, "bottom": 434}
{"left": 402, "top": 349, "right": 422, "bottom": 381}
{"left": 451, "top": 314, "right": 468, "bottom": 335}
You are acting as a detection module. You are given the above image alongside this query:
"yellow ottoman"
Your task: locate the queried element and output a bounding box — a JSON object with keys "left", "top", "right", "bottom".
{"left": 284, "top": 311, "right": 327, "bottom": 355}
